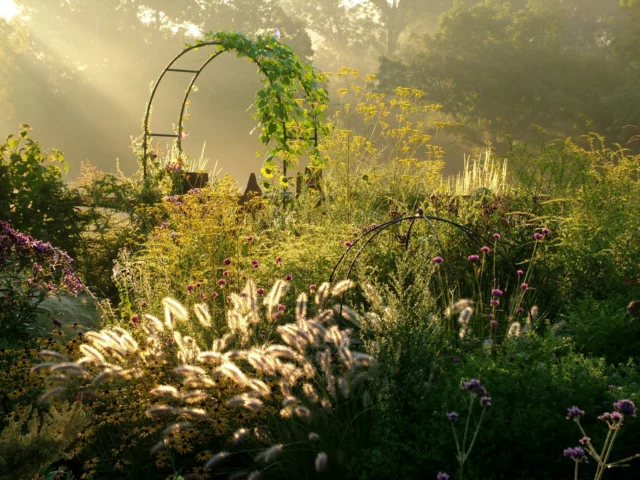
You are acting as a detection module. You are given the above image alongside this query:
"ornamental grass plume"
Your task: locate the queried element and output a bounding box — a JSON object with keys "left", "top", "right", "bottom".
{"left": 34, "top": 278, "right": 374, "bottom": 479}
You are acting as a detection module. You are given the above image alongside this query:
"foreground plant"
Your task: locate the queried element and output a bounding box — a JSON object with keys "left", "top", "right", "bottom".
{"left": 565, "top": 400, "right": 639, "bottom": 479}
{"left": 444, "top": 379, "right": 491, "bottom": 480}
{"left": 35, "top": 279, "right": 373, "bottom": 478}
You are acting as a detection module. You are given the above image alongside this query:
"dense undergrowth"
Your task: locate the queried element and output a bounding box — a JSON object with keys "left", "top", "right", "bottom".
{"left": 1, "top": 76, "right": 639, "bottom": 480}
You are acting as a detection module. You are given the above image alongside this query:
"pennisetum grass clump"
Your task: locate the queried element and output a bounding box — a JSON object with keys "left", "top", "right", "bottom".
{"left": 34, "top": 278, "right": 374, "bottom": 478}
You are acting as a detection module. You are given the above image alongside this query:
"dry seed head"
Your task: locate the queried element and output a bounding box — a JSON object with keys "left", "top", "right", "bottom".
{"left": 193, "top": 303, "right": 212, "bottom": 327}
{"left": 303, "top": 383, "right": 319, "bottom": 403}
{"left": 147, "top": 405, "right": 176, "bottom": 417}
{"left": 39, "top": 350, "right": 68, "bottom": 362}
{"left": 337, "top": 305, "right": 361, "bottom": 327}
{"left": 177, "top": 407, "right": 210, "bottom": 420}
{"left": 332, "top": 279, "right": 355, "bottom": 297}
{"left": 217, "top": 362, "right": 248, "bottom": 385}
{"left": 293, "top": 405, "right": 312, "bottom": 419}
{"left": 163, "top": 297, "right": 188, "bottom": 327}
{"left": 182, "top": 390, "right": 208, "bottom": 403}
{"left": 451, "top": 299, "right": 474, "bottom": 314}
{"left": 204, "top": 451, "right": 230, "bottom": 469}
{"left": 39, "top": 386, "right": 67, "bottom": 404}
{"left": 352, "top": 352, "right": 372, "bottom": 368}
{"left": 79, "top": 345, "right": 105, "bottom": 363}
{"left": 338, "top": 376, "right": 350, "bottom": 398}
{"left": 508, "top": 322, "right": 522, "bottom": 337}
{"left": 143, "top": 314, "right": 165, "bottom": 332}
{"left": 50, "top": 363, "right": 84, "bottom": 375}
{"left": 308, "top": 432, "right": 320, "bottom": 441}
{"left": 315, "top": 282, "right": 331, "bottom": 307}
{"left": 31, "top": 362, "right": 56, "bottom": 373}
{"left": 315, "top": 309, "right": 334, "bottom": 324}
{"left": 266, "top": 345, "right": 297, "bottom": 358}
{"left": 296, "top": 292, "right": 308, "bottom": 322}
{"left": 256, "top": 444, "right": 283, "bottom": 463}
{"left": 248, "top": 378, "right": 271, "bottom": 397}
{"left": 282, "top": 395, "right": 298, "bottom": 407}
{"left": 315, "top": 452, "right": 328, "bottom": 472}
{"left": 150, "top": 441, "right": 165, "bottom": 454}
{"left": 198, "top": 351, "right": 223, "bottom": 364}
{"left": 458, "top": 307, "right": 473, "bottom": 325}
{"left": 44, "top": 374, "right": 70, "bottom": 385}
{"left": 174, "top": 365, "right": 207, "bottom": 376}
{"left": 162, "top": 422, "right": 192, "bottom": 435}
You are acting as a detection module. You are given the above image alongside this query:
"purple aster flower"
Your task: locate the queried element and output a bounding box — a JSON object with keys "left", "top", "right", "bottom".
{"left": 224, "top": 258, "right": 232, "bottom": 265}
{"left": 481, "top": 246, "right": 491, "bottom": 253}
{"left": 490, "top": 320, "right": 499, "bottom": 329}
{"left": 437, "top": 473, "right": 450, "bottom": 480}
{"left": 517, "top": 269, "right": 524, "bottom": 276}
{"left": 432, "top": 256, "right": 444, "bottom": 265}
{"left": 520, "top": 283, "right": 528, "bottom": 290}
{"left": 285, "top": 273, "right": 293, "bottom": 281}
{"left": 217, "top": 279, "right": 226, "bottom": 287}
{"left": 563, "top": 447, "right": 588, "bottom": 463}
{"left": 493, "top": 233, "right": 501, "bottom": 239}
{"left": 468, "top": 254, "right": 480, "bottom": 263}
{"left": 566, "top": 406, "right": 585, "bottom": 421}
{"left": 257, "top": 288, "right": 265, "bottom": 295}
{"left": 480, "top": 396, "right": 492, "bottom": 407}
{"left": 613, "top": 399, "right": 636, "bottom": 417}
{"left": 534, "top": 232, "right": 544, "bottom": 240}
{"left": 462, "top": 379, "right": 487, "bottom": 396}
{"left": 447, "top": 412, "right": 459, "bottom": 423}
{"left": 491, "top": 288, "right": 503, "bottom": 297}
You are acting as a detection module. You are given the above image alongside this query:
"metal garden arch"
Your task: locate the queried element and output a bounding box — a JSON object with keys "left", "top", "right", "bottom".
{"left": 141, "top": 34, "right": 324, "bottom": 180}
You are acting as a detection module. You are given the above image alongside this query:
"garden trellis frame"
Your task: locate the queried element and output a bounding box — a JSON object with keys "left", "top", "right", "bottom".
{"left": 141, "top": 36, "right": 322, "bottom": 180}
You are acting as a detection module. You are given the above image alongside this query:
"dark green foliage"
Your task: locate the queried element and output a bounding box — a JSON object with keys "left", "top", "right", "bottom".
{"left": 351, "top": 333, "right": 640, "bottom": 480}
{"left": 0, "top": 125, "right": 84, "bottom": 256}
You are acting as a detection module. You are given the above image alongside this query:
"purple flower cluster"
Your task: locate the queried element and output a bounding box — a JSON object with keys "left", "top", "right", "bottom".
{"left": 432, "top": 256, "right": 444, "bottom": 265}
{"left": 563, "top": 447, "right": 588, "bottom": 463}
{"left": 566, "top": 406, "right": 585, "bottom": 421}
{"left": 613, "top": 399, "right": 636, "bottom": 417}
{"left": 437, "top": 473, "right": 450, "bottom": 480}
{"left": 467, "top": 254, "right": 480, "bottom": 263}
{"left": 447, "top": 412, "right": 459, "bottom": 423}
{"left": 165, "top": 162, "right": 182, "bottom": 173}
{"left": 462, "top": 379, "right": 488, "bottom": 396}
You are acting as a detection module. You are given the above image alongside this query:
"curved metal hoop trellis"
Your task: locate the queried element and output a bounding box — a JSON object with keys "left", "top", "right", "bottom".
{"left": 141, "top": 40, "right": 319, "bottom": 179}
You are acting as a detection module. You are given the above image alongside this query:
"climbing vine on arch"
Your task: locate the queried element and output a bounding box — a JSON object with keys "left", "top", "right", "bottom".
{"left": 189, "top": 31, "right": 330, "bottom": 190}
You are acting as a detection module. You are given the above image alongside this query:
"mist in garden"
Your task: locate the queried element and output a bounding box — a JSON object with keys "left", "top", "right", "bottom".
{"left": 2, "top": 0, "right": 640, "bottom": 181}
{"left": 1, "top": 2, "right": 640, "bottom": 480}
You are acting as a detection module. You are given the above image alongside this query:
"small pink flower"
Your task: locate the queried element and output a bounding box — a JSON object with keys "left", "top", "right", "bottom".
{"left": 345, "top": 241, "right": 353, "bottom": 247}
{"left": 517, "top": 307, "right": 525, "bottom": 314}
{"left": 285, "top": 273, "right": 293, "bottom": 281}
{"left": 211, "top": 291, "right": 218, "bottom": 298}
{"left": 278, "top": 304, "right": 286, "bottom": 312}
{"left": 481, "top": 246, "right": 490, "bottom": 254}
{"left": 488, "top": 313, "right": 494, "bottom": 319}
{"left": 491, "top": 299, "right": 499, "bottom": 306}
{"left": 468, "top": 254, "right": 480, "bottom": 263}
{"left": 310, "top": 284, "right": 317, "bottom": 291}
{"left": 247, "top": 236, "right": 253, "bottom": 242}
{"left": 490, "top": 320, "right": 499, "bottom": 329}
{"left": 223, "top": 271, "right": 229, "bottom": 277}
{"left": 131, "top": 315, "right": 139, "bottom": 326}
{"left": 534, "top": 232, "right": 544, "bottom": 240}
{"left": 541, "top": 228, "right": 550, "bottom": 234}
{"left": 276, "top": 257, "right": 282, "bottom": 264}
{"left": 432, "top": 256, "right": 444, "bottom": 264}
{"left": 257, "top": 288, "right": 265, "bottom": 295}
{"left": 520, "top": 283, "right": 528, "bottom": 290}
{"left": 517, "top": 270, "right": 524, "bottom": 276}
{"left": 224, "top": 258, "right": 232, "bottom": 265}
{"left": 493, "top": 233, "right": 501, "bottom": 240}
{"left": 187, "top": 284, "right": 195, "bottom": 292}
{"left": 218, "top": 279, "right": 226, "bottom": 287}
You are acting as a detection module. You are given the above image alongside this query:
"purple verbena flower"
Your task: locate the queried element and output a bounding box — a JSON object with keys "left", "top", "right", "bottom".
{"left": 224, "top": 258, "right": 232, "bottom": 265}
{"left": 481, "top": 246, "right": 490, "bottom": 253}
{"left": 490, "top": 299, "right": 499, "bottom": 306}
{"left": 541, "top": 227, "right": 550, "bottom": 234}
{"left": 491, "top": 288, "right": 503, "bottom": 297}
{"left": 447, "top": 412, "right": 459, "bottom": 423}
{"left": 566, "top": 406, "right": 585, "bottom": 421}
{"left": 432, "top": 256, "right": 444, "bottom": 265}
{"left": 579, "top": 436, "right": 591, "bottom": 445}
{"left": 131, "top": 315, "right": 139, "bottom": 326}
{"left": 285, "top": 273, "right": 293, "bottom": 281}
{"left": 462, "top": 379, "right": 487, "bottom": 396}
{"left": 257, "top": 288, "right": 265, "bottom": 295}
{"left": 517, "top": 269, "right": 524, "bottom": 276}
{"left": 490, "top": 320, "right": 499, "bottom": 329}
{"left": 187, "top": 284, "right": 195, "bottom": 292}
{"left": 613, "top": 399, "right": 636, "bottom": 417}
{"left": 480, "top": 396, "right": 492, "bottom": 407}
{"left": 563, "top": 447, "right": 588, "bottom": 463}
{"left": 534, "top": 232, "right": 544, "bottom": 240}
{"left": 520, "top": 283, "right": 528, "bottom": 290}
{"left": 217, "top": 279, "right": 226, "bottom": 287}
{"left": 467, "top": 254, "right": 480, "bottom": 263}
{"left": 493, "top": 233, "right": 501, "bottom": 239}
{"left": 437, "top": 473, "right": 450, "bottom": 480}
